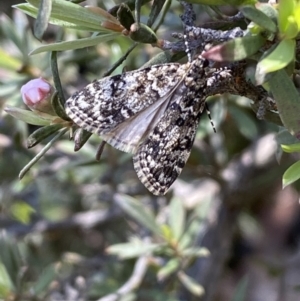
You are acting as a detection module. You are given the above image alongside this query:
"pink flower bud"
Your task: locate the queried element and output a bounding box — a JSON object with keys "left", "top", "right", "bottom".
{"left": 21, "top": 78, "right": 55, "bottom": 114}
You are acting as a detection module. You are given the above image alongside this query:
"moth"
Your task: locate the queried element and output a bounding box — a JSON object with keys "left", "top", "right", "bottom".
{"left": 65, "top": 55, "right": 214, "bottom": 195}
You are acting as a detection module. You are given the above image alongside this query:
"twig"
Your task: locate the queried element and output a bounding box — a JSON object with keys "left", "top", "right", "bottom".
{"left": 103, "top": 43, "right": 138, "bottom": 78}
{"left": 2, "top": 207, "right": 123, "bottom": 236}
{"left": 180, "top": 1, "right": 196, "bottom": 27}
{"left": 97, "top": 254, "right": 149, "bottom": 301}
{"left": 19, "top": 128, "right": 68, "bottom": 179}
{"left": 189, "top": 134, "right": 292, "bottom": 301}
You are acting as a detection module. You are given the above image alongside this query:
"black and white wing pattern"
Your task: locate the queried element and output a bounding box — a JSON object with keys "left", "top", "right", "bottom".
{"left": 65, "top": 56, "right": 208, "bottom": 195}
{"left": 66, "top": 62, "right": 191, "bottom": 154}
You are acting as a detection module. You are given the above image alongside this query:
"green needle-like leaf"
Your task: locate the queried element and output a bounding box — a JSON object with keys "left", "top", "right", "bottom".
{"left": 115, "top": 194, "right": 163, "bottom": 236}
{"left": 283, "top": 160, "right": 300, "bottom": 188}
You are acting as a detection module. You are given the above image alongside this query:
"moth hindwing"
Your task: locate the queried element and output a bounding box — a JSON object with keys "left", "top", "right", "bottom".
{"left": 65, "top": 55, "right": 208, "bottom": 195}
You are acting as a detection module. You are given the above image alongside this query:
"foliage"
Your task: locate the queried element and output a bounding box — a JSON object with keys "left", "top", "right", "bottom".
{"left": 1, "top": 0, "right": 300, "bottom": 300}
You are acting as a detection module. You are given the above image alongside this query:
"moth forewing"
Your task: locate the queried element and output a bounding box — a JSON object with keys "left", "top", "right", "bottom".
{"left": 65, "top": 62, "right": 192, "bottom": 148}
{"left": 133, "top": 85, "right": 206, "bottom": 195}
{"left": 65, "top": 55, "right": 208, "bottom": 195}
{"left": 99, "top": 91, "right": 173, "bottom": 153}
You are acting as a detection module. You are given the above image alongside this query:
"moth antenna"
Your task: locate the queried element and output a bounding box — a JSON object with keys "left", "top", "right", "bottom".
{"left": 205, "top": 103, "right": 216, "bottom": 133}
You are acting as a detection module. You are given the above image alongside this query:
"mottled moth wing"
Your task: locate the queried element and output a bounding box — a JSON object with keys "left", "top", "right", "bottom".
{"left": 65, "top": 63, "right": 191, "bottom": 153}
{"left": 133, "top": 105, "right": 204, "bottom": 195}
{"left": 133, "top": 59, "right": 207, "bottom": 195}
{"left": 66, "top": 55, "right": 209, "bottom": 195}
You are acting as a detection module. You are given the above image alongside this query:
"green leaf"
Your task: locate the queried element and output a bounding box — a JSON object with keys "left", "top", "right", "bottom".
{"left": 185, "top": 0, "right": 256, "bottom": 5}
{"left": 115, "top": 194, "right": 163, "bottom": 236}
{"left": 51, "top": 91, "right": 69, "bottom": 121}
{"left": 19, "top": 128, "right": 68, "bottom": 180}
{"left": 181, "top": 247, "right": 210, "bottom": 258}
{"left": 73, "top": 129, "right": 92, "bottom": 151}
{"left": 268, "top": 69, "right": 300, "bottom": 138}
{"left": 157, "top": 258, "right": 180, "bottom": 281}
{"left": 32, "top": 265, "right": 57, "bottom": 295}
{"left": 27, "top": 124, "right": 64, "bottom": 148}
{"left": 107, "top": 239, "right": 162, "bottom": 259}
{"left": 116, "top": 3, "right": 135, "bottom": 31}
{"left": 0, "top": 14, "right": 26, "bottom": 58}
{"left": 179, "top": 201, "right": 211, "bottom": 250}
{"left": 256, "top": 3, "right": 278, "bottom": 24}
{"left": 15, "top": 0, "right": 115, "bottom": 32}
{"left": 15, "top": 3, "right": 99, "bottom": 31}
{"left": 10, "top": 201, "right": 36, "bottom": 224}
{"left": 0, "top": 48, "right": 22, "bottom": 70}
{"left": 281, "top": 143, "right": 300, "bottom": 153}
{"left": 278, "top": 0, "right": 295, "bottom": 34}
{"left": 4, "top": 106, "right": 56, "bottom": 126}
{"left": 283, "top": 160, "right": 300, "bottom": 188}
{"left": 0, "top": 261, "right": 14, "bottom": 298}
{"left": 29, "top": 33, "right": 120, "bottom": 55}
{"left": 129, "top": 23, "right": 157, "bottom": 44}
{"left": 0, "top": 238, "right": 22, "bottom": 286}
{"left": 277, "top": 128, "right": 300, "bottom": 146}
{"left": 141, "top": 51, "right": 173, "bottom": 68}
{"left": 28, "top": 0, "right": 109, "bottom": 29}
{"left": 34, "top": 0, "right": 53, "bottom": 40}
{"left": 147, "top": 0, "right": 166, "bottom": 27}
{"left": 160, "top": 224, "right": 173, "bottom": 241}
{"left": 169, "top": 197, "right": 185, "bottom": 241}
{"left": 231, "top": 276, "right": 249, "bottom": 301}
{"left": 203, "top": 35, "right": 265, "bottom": 62}
{"left": 257, "top": 39, "right": 295, "bottom": 74}
{"left": 229, "top": 106, "right": 258, "bottom": 140}
{"left": 241, "top": 5, "right": 277, "bottom": 33}
{"left": 177, "top": 271, "right": 204, "bottom": 297}
{"left": 283, "top": 15, "right": 299, "bottom": 39}
{"left": 295, "top": 4, "right": 300, "bottom": 29}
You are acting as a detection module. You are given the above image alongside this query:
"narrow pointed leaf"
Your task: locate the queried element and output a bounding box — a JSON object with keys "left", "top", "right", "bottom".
{"left": 0, "top": 49, "right": 22, "bottom": 70}
{"left": 185, "top": 0, "right": 255, "bottom": 5}
{"left": 32, "top": 264, "right": 56, "bottom": 295}
{"left": 27, "top": 123, "right": 64, "bottom": 148}
{"left": 179, "top": 201, "right": 211, "bottom": 249}
{"left": 281, "top": 143, "right": 300, "bottom": 153}
{"left": 107, "top": 241, "right": 162, "bottom": 259}
{"left": 147, "top": 0, "right": 166, "bottom": 27}
{"left": 74, "top": 129, "right": 92, "bottom": 151}
{"left": 257, "top": 39, "right": 295, "bottom": 74}
{"left": 4, "top": 106, "right": 55, "bottom": 126}
{"left": 115, "top": 194, "right": 163, "bottom": 236}
{"left": 34, "top": 0, "right": 52, "bottom": 39}
{"left": 129, "top": 23, "right": 157, "bottom": 43}
{"left": 157, "top": 258, "right": 180, "bottom": 281}
{"left": 282, "top": 160, "right": 300, "bottom": 188}
{"left": 51, "top": 93, "right": 69, "bottom": 121}
{"left": 241, "top": 5, "right": 277, "bottom": 33}
{"left": 231, "top": 276, "right": 249, "bottom": 301}
{"left": 268, "top": 69, "right": 300, "bottom": 138}
{"left": 169, "top": 197, "right": 185, "bottom": 241}
{"left": 181, "top": 247, "right": 210, "bottom": 258}
{"left": 177, "top": 271, "right": 204, "bottom": 297}
{"left": 16, "top": 0, "right": 115, "bottom": 32}
{"left": 116, "top": 3, "right": 135, "bottom": 31}
{"left": 203, "top": 35, "right": 265, "bottom": 62}
{"left": 278, "top": 0, "right": 295, "bottom": 34}
{"left": 0, "top": 262, "right": 14, "bottom": 298}
{"left": 29, "top": 33, "right": 119, "bottom": 54}
{"left": 14, "top": 3, "right": 105, "bottom": 31}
